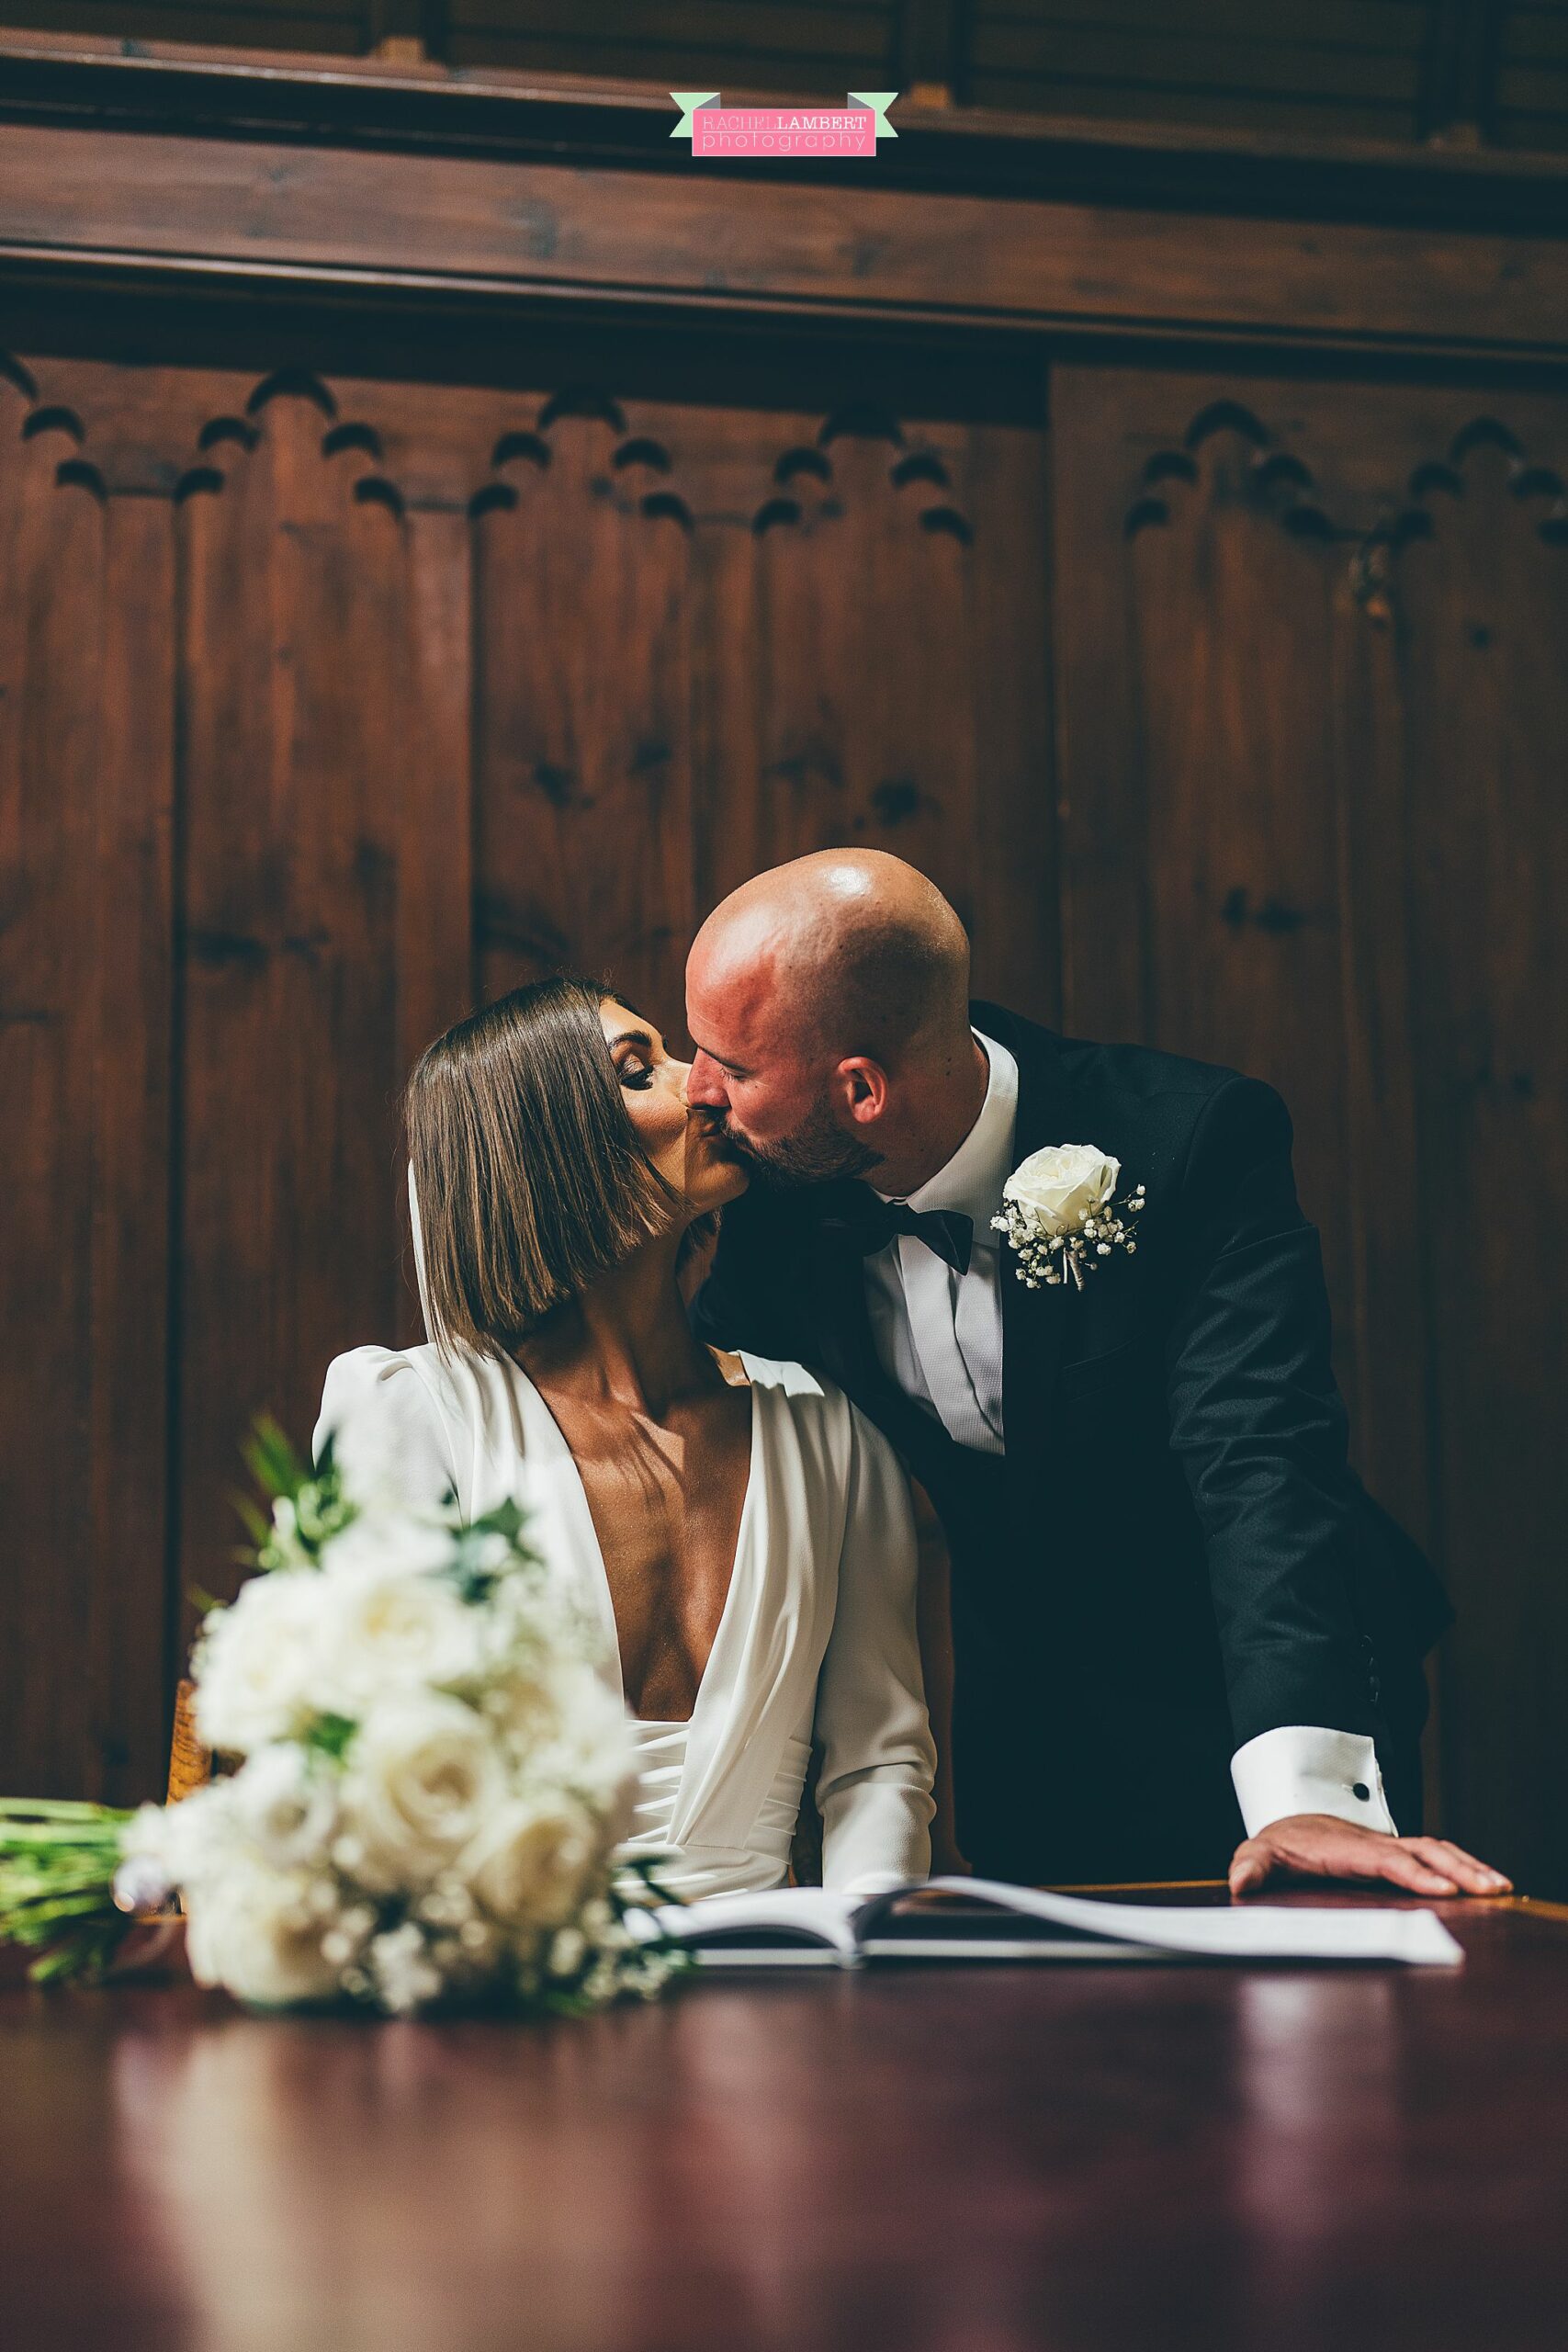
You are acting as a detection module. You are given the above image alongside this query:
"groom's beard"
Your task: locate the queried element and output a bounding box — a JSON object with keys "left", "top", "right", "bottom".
{"left": 721, "top": 1102, "right": 881, "bottom": 1189}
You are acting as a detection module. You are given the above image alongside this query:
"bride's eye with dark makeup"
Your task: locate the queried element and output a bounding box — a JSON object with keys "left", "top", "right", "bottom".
{"left": 615, "top": 1050, "right": 655, "bottom": 1091}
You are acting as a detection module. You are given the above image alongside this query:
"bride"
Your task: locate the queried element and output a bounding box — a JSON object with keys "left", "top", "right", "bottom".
{"left": 315, "top": 976, "right": 936, "bottom": 1903}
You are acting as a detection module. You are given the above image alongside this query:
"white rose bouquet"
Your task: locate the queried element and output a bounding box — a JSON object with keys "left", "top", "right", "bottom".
{"left": 0, "top": 1420, "right": 682, "bottom": 2018}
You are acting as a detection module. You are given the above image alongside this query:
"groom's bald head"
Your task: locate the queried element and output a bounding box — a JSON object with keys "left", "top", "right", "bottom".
{"left": 685, "top": 852, "right": 981, "bottom": 1188}
{"left": 691, "top": 850, "right": 970, "bottom": 1063}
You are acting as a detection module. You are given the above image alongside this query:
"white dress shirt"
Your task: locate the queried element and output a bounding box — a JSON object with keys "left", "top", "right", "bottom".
{"left": 863, "top": 1028, "right": 1017, "bottom": 1456}
{"left": 861, "top": 1028, "right": 1398, "bottom": 1842}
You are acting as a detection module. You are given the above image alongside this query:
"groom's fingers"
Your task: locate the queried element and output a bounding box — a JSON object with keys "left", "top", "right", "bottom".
{"left": 1403, "top": 1837, "right": 1511, "bottom": 1895}
{"left": 1230, "top": 1825, "right": 1456, "bottom": 1896}
{"left": 1230, "top": 1817, "right": 1514, "bottom": 1900}
{"left": 1227, "top": 1839, "right": 1271, "bottom": 1894}
{"left": 1364, "top": 1842, "right": 1461, "bottom": 1895}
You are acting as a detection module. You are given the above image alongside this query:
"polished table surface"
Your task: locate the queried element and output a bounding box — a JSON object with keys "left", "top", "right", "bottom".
{"left": 5, "top": 1886, "right": 1568, "bottom": 2352}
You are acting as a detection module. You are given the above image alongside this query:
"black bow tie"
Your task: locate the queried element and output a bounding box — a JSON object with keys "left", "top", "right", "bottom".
{"left": 819, "top": 1190, "right": 975, "bottom": 1277}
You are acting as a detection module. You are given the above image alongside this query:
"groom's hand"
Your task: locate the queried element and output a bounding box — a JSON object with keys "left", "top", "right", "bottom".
{"left": 1229, "top": 1814, "right": 1512, "bottom": 1898}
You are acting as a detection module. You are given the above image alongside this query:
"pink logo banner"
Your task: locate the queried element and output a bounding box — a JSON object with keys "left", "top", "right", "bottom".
{"left": 671, "top": 92, "right": 898, "bottom": 158}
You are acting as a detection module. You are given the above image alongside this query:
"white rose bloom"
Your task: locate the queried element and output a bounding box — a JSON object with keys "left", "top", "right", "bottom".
{"left": 1002, "top": 1143, "right": 1121, "bottom": 1238}
{"left": 484, "top": 1664, "right": 562, "bottom": 1748}
{"left": 366, "top": 1920, "right": 446, "bottom": 2016}
{"left": 338, "top": 1691, "right": 504, "bottom": 1893}
{"left": 184, "top": 1861, "right": 342, "bottom": 2007}
{"left": 460, "top": 1793, "right": 600, "bottom": 1929}
{"left": 143, "top": 1778, "right": 253, "bottom": 1898}
{"left": 310, "top": 1562, "right": 481, "bottom": 1718}
{"left": 191, "top": 1573, "right": 327, "bottom": 1755}
{"left": 321, "top": 1510, "right": 453, "bottom": 1586}
{"left": 485, "top": 1642, "right": 608, "bottom": 1750}
{"left": 226, "top": 1743, "right": 339, "bottom": 1871}
{"left": 119, "top": 1799, "right": 178, "bottom": 1869}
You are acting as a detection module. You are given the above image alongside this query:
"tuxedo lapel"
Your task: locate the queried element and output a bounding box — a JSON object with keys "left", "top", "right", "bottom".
{"left": 798, "top": 1193, "right": 879, "bottom": 1399}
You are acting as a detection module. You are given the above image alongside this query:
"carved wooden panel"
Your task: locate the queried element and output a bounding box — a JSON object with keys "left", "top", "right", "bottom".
{"left": 0, "top": 335, "right": 1049, "bottom": 1803}
{"left": 175, "top": 375, "right": 431, "bottom": 1634}
{"left": 695, "top": 396, "right": 1055, "bottom": 1027}
{"left": 1051, "top": 363, "right": 1568, "bottom": 1888}
{"left": 1390, "top": 416, "right": 1568, "bottom": 1876}
{"left": 470, "top": 390, "right": 697, "bottom": 1022}
{"left": 0, "top": 365, "right": 173, "bottom": 1802}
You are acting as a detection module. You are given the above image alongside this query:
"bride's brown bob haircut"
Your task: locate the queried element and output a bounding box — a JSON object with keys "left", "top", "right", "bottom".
{"left": 406, "top": 974, "right": 682, "bottom": 1359}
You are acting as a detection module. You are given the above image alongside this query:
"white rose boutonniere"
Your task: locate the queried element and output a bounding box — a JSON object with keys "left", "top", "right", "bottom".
{"left": 992, "top": 1144, "right": 1145, "bottom": 1291}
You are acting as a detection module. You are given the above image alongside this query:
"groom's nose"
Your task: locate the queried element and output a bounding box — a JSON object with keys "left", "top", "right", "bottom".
{"left": 686, "top": 1050, "right": 729, "bottom": 1110}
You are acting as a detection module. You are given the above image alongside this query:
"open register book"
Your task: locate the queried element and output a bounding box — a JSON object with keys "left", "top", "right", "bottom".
{"left": 631, "top": 1876, "right": 1464, "bottom": 1969}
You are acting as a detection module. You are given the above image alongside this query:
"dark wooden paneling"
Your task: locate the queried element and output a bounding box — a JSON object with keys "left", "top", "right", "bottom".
{"left": 4, "top": 120, "right": 1568, "bottom": 359}
{"left": 1500, "top": 0, "right": 1568, "bottom": 147}
{"left": 0, "top": 383, "right": 173, "bottom": 1804}
{"left": 0, "top": 333, "right": 1054, "bottom": 1804}
{"left": 88, "top": 494, "right": 177, "bottom": 1805}
{"left": 0, "top": 408, "right": 102, "bottom": 1798}
{"left": 1050, "top": 362, "right": 1568, "bottom": 1887}
{"left": 0, "top": 0, "right": 1546, "bottom": 169}
{"left": 448, "top": 0, "right": 895, "bottom": 89}
{"left": 695, "top": 402, "right": 1055, "bottom": 1019}
{"left": 396, "top": 504, "right": 475, "bottom": 1343}
{"left": 1393, "top": 424, "right": 1568, "bottom": 1890}
{"left": 980, "top": 0, "right": 1425, "bottom": 41}
{"left": 0, "top": 0, "right": 367, "bottom": 49}
{"left": 472, "top": 401, "right": 697, "bottom": 1019}
{"left": 1051, "top": 375, "right": 1363, "bottom": 1424}
{"left": 175, "top": 383, "right": 414, "bottom": 1622}
{"left": 4, "top": 37, "right": 1566, "bottom": 245}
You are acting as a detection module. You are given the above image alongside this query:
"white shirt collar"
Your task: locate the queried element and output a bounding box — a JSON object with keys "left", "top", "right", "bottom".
{"left": 874, "top": 1027, "right": 1019, "bottom": 1235}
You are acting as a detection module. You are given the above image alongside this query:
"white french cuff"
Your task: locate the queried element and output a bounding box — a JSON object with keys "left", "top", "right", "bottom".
{"left": 1231, "top": 1724, "right": 1399, "bottom": 1840}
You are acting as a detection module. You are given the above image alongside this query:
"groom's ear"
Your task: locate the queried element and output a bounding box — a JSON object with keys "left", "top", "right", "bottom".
{"left": 837, "top": 1056, "right": 889, "bottom": 1125}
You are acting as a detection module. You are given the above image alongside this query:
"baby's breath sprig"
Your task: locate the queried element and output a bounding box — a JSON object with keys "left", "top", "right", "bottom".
{"left": 991, "top": 1179, "right": 1145, "bottom": 1291}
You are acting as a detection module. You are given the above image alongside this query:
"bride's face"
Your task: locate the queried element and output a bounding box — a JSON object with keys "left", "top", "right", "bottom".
{"left": 598, "top": 998, "right": 749, "bottom": 1220}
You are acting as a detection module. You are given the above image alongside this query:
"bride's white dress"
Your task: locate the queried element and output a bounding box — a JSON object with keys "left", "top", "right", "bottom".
{"left": 313, "top": 1340, "right": 936, "bottom": 1901}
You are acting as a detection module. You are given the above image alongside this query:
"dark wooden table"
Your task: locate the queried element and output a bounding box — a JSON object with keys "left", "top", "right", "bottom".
{"left": 5, "top": 1887, "right": 1568, "bottom": 2352}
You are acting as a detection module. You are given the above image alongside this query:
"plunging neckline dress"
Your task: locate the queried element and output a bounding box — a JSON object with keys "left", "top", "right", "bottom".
{"left": 315, "top": 1339, "right": 936, "bottom": 1900}
{"left": 516, "top": 1363, "right": 801, "bottom": 1896}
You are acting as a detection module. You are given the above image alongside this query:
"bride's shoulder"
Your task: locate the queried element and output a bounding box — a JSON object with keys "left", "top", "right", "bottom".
{"left": 321, "top": 1340, "right": 458, "bottom": 1412}
{"left": 316, "top": 1338, "right": 504, "bottom": 1453}
{"left": 728, "top": 1349, "right": 834, "bottom": 1401}
{"left": 728, "top": 1351, "right": 863, "bottom": 1440}
{"left": 315, "top": 1342, "right": 478, "bottom": 1512}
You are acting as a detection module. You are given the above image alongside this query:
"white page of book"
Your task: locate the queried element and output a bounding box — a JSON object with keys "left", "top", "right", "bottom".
{"left": 634, "top": 1886, "right": 862, "bottom": 1958}
{"left": 942, "top": 1879, "right": 1465, "bottom": 1966}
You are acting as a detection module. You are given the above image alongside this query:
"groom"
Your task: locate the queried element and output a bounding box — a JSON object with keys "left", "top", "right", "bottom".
{"left": 687, "top": 851, "right": 1509, "bottom": 1897}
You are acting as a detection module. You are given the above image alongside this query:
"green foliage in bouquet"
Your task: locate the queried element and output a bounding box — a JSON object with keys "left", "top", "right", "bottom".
{"left": 232, "top": 1414, "right": 357, "bottom": 1573}
{"left": 0, "top": 1799, "right": 137, "bottom": 1984}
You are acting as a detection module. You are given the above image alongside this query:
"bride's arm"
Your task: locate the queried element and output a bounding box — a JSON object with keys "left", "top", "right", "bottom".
{"left": 813, "top": 1405, "right": 938, "bottom": 1895}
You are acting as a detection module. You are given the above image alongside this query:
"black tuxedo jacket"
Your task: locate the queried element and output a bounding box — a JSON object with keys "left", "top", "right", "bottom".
{"left": 694, "top": 1001, "right": 1452, "bottom": 1883}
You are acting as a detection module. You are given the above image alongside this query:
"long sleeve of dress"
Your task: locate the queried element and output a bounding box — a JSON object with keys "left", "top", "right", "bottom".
{"left": 312, "top": 1344, "right": 459, "bottom": 1512}
{"left": 813, "top": 1402, "right": 937, "bottom": 1894}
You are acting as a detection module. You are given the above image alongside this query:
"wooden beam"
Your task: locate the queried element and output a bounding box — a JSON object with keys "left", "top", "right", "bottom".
{"left": 2, "top": 118, "right": 1567, "bottom": 359}
{"left": 0, "top": 31, "right": 1564, "bottom": 233}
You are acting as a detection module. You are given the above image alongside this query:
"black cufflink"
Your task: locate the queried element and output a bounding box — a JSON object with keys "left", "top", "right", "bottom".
{"left": 1352, "top": 1782, "right": 1371, "bottom": 1802}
